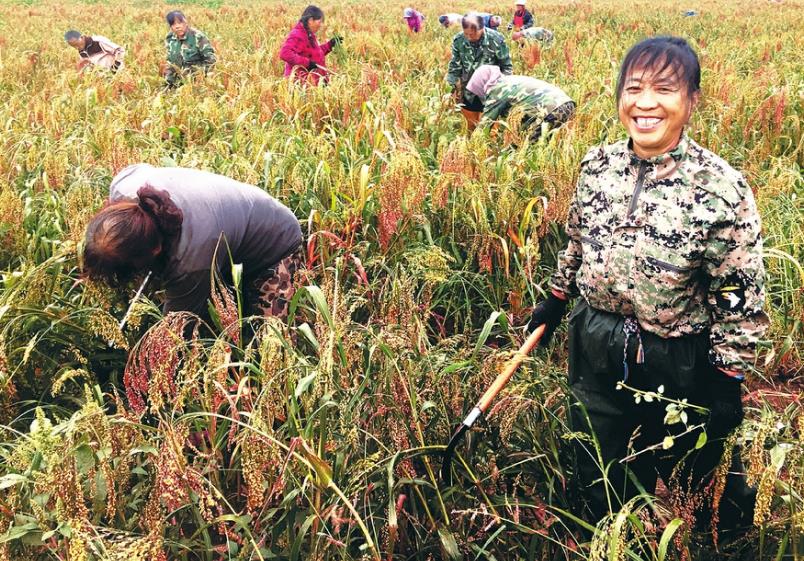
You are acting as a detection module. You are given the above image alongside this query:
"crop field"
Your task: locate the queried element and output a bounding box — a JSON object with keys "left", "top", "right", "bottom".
{"left": 0, "top": 0, "right": 801, "bottom": 559}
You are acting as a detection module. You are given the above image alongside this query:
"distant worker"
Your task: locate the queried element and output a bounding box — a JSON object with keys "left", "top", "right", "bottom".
{"left": 508, "top": 0, "right": 534, "bottom": 30}
{"left": 279, "top": 5, "right": 343, "bottom": 86}
{"left": 64, "top": 30, "right": 125, "bottom": 73}
{"left": 163, "top": 11, "right": 216, "bottom": 87}
{"left": 438, "top": 13, "right": 463, "bottom": 28}
{"left": 466, "top": 64, "right": 575, "bottom": 140}
{"left": 83, "top": 164, "right": 303, "bottom": 324}
{"left": 476, "top": 12, "right": 503, "bottom": 29}
{"left": 512, "top": 27, "right": 554, "bottom": 46}
{"left": 446, "top": 13, "right": 513, "bottom": 130}
{"left": 403, "top": 7, "right": 426, "bottom": 33}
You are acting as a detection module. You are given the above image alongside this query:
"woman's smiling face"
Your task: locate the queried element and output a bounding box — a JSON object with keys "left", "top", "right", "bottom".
{"left": 618, "top": 65, "right": 699, "bottom": 159}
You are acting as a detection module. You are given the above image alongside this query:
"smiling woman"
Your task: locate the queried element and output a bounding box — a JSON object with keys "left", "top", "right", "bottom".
{"left": 528, "top": 35, "right": 769, "bottom": 536}
{"left": 616, "top": 36, "right": 701, "bottom": 159}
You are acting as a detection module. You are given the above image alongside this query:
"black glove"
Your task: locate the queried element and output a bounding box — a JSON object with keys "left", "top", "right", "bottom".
{"left": 307, "top": 60, "right": 318, "bottom": 70}
{"left": 329, "top": 35, "right": 343, "bottom": 48}
{"left": 705, "top": 369, "right": 744, "bottom": 438}
{"left": 527, "top": 293, "right": 568, "bottom": 347}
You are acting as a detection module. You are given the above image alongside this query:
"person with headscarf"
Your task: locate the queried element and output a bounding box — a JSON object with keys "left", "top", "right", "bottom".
{"left": 279, "top": 5, "right": 343, "bottom": 85}
{"left": 403, "top": 7, "right": 426, "bottom": 33}
{"left": 445, "top": 14, "right": 513, "bottom": 130}
{"left": 64, "top": 30, "right": 125, "bottom": 73}
{"left": 438, "top": 13, "right": 463, "bottom": 28}
{"left": 465, "top": 64, "right": 575, "bottom": 140}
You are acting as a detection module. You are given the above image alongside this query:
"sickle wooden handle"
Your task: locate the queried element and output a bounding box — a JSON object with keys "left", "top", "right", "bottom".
{"left": 476, "top": 323, "right": 545, "bottom": 413}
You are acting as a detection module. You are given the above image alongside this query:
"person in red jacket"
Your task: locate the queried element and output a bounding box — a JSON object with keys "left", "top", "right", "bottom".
{"left": 279, "top": 5, "right": 342, "bottom": 85}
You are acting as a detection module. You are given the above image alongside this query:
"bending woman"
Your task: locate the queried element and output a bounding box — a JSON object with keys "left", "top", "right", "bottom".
{"left": 466, "top": 64, "right": 575, "bottom": 140}
{"left": 83, "top": 164, "right": 303, "bottom": 324}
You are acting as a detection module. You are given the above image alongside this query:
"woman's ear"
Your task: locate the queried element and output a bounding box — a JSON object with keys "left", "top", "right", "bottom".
{"left": 687, "top": 90, "right": 701, "bottom": 120}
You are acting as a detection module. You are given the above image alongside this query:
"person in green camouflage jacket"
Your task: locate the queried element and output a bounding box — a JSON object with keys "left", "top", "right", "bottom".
{"left": 465, "top": 64, "right": 574, "bottom": 140}
{"left": 164, "top": 11, "right": 216, "bottom": 87}
{"left": 528, "top": 37, "right": 766, "bottom": 536}
{"left": 445, "top": 13, "right": 513, "bottom": 130}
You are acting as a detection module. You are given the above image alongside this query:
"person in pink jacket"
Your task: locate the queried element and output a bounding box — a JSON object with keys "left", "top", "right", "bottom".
{"left": 403, "top": 8, "right": 425, "bottom": 33}
{"left": 279, "top": 5, "right": 342, "bottom": 85}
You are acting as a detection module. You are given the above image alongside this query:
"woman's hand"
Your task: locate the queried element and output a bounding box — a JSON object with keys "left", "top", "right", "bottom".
{"left": 527, "top": 291, "right": 568, "bottom": 347}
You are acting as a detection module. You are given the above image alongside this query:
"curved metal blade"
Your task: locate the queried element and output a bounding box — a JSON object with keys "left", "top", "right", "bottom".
{"left": 440, "top": 406, "right": 482, "bottom": 484}
{"left": 440, "top": 422, "right": 469, "bottom": 485}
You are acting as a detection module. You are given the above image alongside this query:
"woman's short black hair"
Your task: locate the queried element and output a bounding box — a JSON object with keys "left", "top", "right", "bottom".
{"left": 616, "top": 36, "right": 701, "bottom": 102}
{"left": 64, "top": 30, "right": 82, "bottom": 42}
{"left": 300, "top": 5, "right": 325, "bottom": 25}
{"left": 461, "top": 13, "right": 484, "bottom": 30}
{"left": 166, "top": 10, "right": 186, "bottom": 26}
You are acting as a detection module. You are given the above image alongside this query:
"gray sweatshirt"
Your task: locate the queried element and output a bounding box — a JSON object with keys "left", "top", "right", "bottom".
{"left": 110, "top": 164, "right": 302, "bottom": 316}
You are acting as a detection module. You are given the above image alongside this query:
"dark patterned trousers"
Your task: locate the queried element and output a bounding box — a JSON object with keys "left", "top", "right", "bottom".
{"left": 249, "top": 246, "right": 305, "bottom": 321}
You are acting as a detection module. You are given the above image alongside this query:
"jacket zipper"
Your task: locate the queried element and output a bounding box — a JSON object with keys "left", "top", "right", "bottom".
{"left": 646, "top": 256, "right": 690, "bottom": 273}
{"left": 580, "top": 235, "right": 603, "bottom": 248}
{"left": 627, "top": 160, "right": 648, "bottom": 218}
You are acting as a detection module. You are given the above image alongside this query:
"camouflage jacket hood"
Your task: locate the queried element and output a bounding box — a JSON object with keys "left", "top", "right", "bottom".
{"left": 551, "top": 134, "right": 769, "bottom": 375}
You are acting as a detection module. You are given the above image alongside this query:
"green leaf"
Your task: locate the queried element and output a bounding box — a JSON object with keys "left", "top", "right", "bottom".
{"left": 130, "top": 445, "right": 159, "bottom": 456}
{"left": 296, "top": 323, "right": 319, "bottom": 351}
{"left": 294, "top": 372, "right": 317, "bottom": 399}
{"left": 473, "top": 311, "right": 502, "bottom": 358}
{"left": 658, "top": 518, "right": 685, "bottom": 560}
{"left": 302, "top": 285, "right": 333, "bottom": 329}
{"left": 297, "top": 439, "right": 332, "bottom": 488}
{"left": 662, "top": 436, "right": 674, "bottom": 450}
{"left": 387, "top": 453, "right": 398, "bottom": 532}
{"left": 0, "top": 523, "right": 40, "bottom": 545}
{"left": 74, "top": 443, "right": 95, "bottom": 474}
{"left": 694, "top": 431, "right": 707, "bottom": 450}
{"left": 770, "top": 444, "right": 787, "bottom": 471}
{"left": 0, "top": 474, "right": 29, "bottom": 490}
{"left": 437, "top": 525, "right": 462, "bottom": 561}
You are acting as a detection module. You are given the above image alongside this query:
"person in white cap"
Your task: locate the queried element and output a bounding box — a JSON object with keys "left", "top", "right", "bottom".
{"left": 403, "top": 7, "right": 426, "bottom": 33}
{"left": 507, "top": 0, "right": 534, "bottom": 30}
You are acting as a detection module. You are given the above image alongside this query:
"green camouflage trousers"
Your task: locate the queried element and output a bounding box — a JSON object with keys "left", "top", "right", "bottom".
{"left": 526, "top": 100, "right": 575, "bottom": 140}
